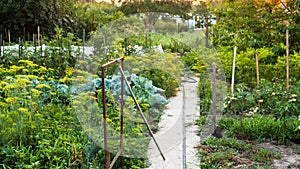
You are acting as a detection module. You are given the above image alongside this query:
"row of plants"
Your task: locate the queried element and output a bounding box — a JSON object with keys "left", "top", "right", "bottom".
{"left": 197, "top": 137, "right": 281, "bottom": 169}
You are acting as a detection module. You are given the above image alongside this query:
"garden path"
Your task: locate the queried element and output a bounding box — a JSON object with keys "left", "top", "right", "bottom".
{"left": 145, "top": 76, "right": 200, "bottom": 169}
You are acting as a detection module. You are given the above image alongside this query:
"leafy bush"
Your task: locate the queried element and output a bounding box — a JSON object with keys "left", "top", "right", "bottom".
{"left": 219, "top": 115, "right": 300, "bottom": 144}
{"left": 125, "top": 52, "right": 184, "bottom": 98}
{"left": 218, "top": 46, "right": 300, "bottom": 84}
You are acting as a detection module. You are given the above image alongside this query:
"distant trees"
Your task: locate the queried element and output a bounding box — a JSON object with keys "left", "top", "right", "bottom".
{"left": 0, "top": 0, "right": 123, "bottom": 42}
{"left": 118, "top": 0, "right": 193, "bottom": 33}
{"left": 211, "top": 0, "right": 300, "bottom": 53}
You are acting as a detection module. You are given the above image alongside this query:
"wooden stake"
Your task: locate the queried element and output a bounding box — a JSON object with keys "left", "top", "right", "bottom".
{"left": 212, "top": 62, "right": 217, "bottom": 131}
{"left": 286, "top": 28, "right": 289, "bottom": 91}
{"left": 231, "top": 46, "right": 237, "bottom": 97}
{"left": 38, "top": 26, "right": 40, "bottom": 46}
{"left": 83, "top": 29, "right": 85, "bottom": 57}
{"left": 0, "top": 34, "right": 2, "bottom": 55}
{"left": 255, "top": 51, "right": 260, "bottom": 108}
{"left": 8, "top": 29, "right": 10, "bottom": 45}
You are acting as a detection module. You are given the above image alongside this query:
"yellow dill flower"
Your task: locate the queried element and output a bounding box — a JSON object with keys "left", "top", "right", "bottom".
{"left": 26, "top": 75, "right": 38, "bottom": 79}
{"left": 48, "top": 68, "right": 54, "bottom": 71}
{"left": 8, "top": 65, "right": 24, "bottom": 74}
{"left": 31, "top": 88, "right": 42, "bottom": 96}
{"left": 66, "top": 107, "right": 72, "bottom": 111}
{"left": 3, "top": 84, "right": 17, "bottom": 90}
{"left": 0, "top": 67, "right": 6, "bottom": 73}
{"left": 65, "top": 67, "right": 74, "bottom": 76}
{"left": 15, "top": 77, "right": 31, "bottom": 86}
{"left": 5, "top": 97, "right": 15, "bottom": 103}
{"left": 59, "top": 77, "right": 68, "bottom": 83}
{"left": 39, "top": 66, "right": 47, "bottom": 73}
{"left": 18, "top": 107, "right": 29, "bottom": 113}
{"left": 22, "top": 69, "right": 29, "bottom": 73}
{"left": 0, "top": 102, "right": 8, "bottom": 108}
{"left": 0, "top": 81, "right": 8, "bottom": 86}
{"left": 35, "top": 84, "right": 51, "bottom": 89}
{"left": 47, "top": 77, "right": 54, "bottom": 81}
{"left": 18, "top": 60, "right": 38, "bottom": 67}
{"left": 106, "top": 118, "right": 112, "bottom": 123}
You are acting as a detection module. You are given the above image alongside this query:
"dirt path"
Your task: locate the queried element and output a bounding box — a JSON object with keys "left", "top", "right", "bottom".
{"left": 145, "top": 77, "right": 200, "bottom": 169}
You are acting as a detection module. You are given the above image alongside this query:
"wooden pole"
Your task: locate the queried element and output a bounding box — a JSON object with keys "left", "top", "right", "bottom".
{"left": 8, "top": 29, "right": 10, "bottom": 45}
{"left": 3, "top": 40, "right": 5, "bottom": 57}
{"left": 255, "top": 51, "right": 260, "bottom": 108}
{"left": 212, "top": 62, "right": 217, "bottom": 131}
{"left": 102, "top": 67, "right": 110, "bottom": 169}
{"left": 231, "top": 46, "right": 237, "bottom": 97}
{"left": 286, "top": 28, "right": 289, "bottom": 91}
{"left": 38, "top": 26, "right": 40, "bottom": 46}
{"left": 0, "top": 34, "right": 2, "bottom": 56}
{"left": 83, "top": 29, "right": 85, "bottom": 57}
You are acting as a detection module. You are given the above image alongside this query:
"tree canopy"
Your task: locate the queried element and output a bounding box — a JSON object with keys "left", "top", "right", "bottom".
{"left": 0, "top": 0, "right": 123, "bottom": 42}
{"left": 211, "top": 0, "right": 300, "bottom": 54}
{"left": 118, "top": 0, "right": 193, "bottom": 19}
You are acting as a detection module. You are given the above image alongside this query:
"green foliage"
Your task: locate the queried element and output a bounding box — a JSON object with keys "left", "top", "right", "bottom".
{"left": 218, "top": 46, "right": 300, "bottom": 84}
{"left": 211, "top": 0, "right": 300, "bottom": 53}
{"left": 0, "top": 1, "right": 123, "bottom": 41}
{"left": 0, "top": 47, "right": 171, "bottom": 168}
{"left": 250, "top": 147, "right": 281, "bottom": 163}
{"left": 126, "top": 52, "right": 184, "bottom": 98}
{"left": 198, "top": 137, "right": 279, "bottom": 169}
{"left": 119, "top": 0, "right": 193, "bottom": 19}
{"left": 221, "top": 78, "right": 300, "bottom": 143}
{"left": 198, "top": 74, "right": 212, "bottom": 115}
{"left": 219, "top": 115, "right": 300, "bottom": 144}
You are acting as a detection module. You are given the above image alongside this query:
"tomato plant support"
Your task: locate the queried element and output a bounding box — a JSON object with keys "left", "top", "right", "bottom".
{"left": 231, "top": 46, "right": 237, "bottom": 108}
{"left": 286, "top": 28, "right": 289, "bottom": 91}
{"left": 0, "top": 34, "right": 2, "bottom": 55}
{"left": 255, "top": 51, "right": 260, "bottom": 109}
{"left": 38, "top": 26, "right": 40, "bottom": 46}
{"left": 101, "top": 58, "right": 125, "bottom": 169}
{"left": 212, "top": 62, "right": 217, "bottom": 131}
{"left": 8, "top": 29, "right": 10, "bottom": 45}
